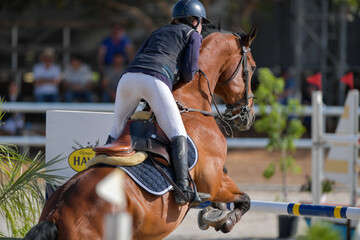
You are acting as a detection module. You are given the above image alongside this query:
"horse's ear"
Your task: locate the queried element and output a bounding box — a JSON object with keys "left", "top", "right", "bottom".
{"left": 244, "top": 25, "right": 258, "bottom": 47}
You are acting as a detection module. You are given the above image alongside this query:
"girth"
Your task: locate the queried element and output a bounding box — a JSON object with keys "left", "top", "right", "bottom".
{"left": 93, "top": 120, "right": 171, "bottom": 164}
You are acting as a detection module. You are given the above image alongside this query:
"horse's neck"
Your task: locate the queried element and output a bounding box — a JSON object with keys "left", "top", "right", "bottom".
{"left": 173, "top": 34, "right": 227, "bottom": 111}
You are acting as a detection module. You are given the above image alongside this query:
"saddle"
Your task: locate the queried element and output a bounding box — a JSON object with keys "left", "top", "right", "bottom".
{"left": 92, "top": 112, "right": 210, "bottom": 207}
{"left": 93, "top": 119, "right": 171, "bottom": 165}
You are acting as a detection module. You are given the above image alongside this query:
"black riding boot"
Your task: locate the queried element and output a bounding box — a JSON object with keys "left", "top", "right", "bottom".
{"left": 171, "top": 136, "right": 210, "bottom": 206}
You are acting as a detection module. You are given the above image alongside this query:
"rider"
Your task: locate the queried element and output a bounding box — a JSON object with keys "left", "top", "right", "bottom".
{"left": 105, "top": 0, "right": 211, "bottom": 206}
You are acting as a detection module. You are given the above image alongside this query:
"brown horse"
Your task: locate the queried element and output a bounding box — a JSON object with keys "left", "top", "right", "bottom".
{"left": 25, "top": 26, "right": 258, "bottom": 240}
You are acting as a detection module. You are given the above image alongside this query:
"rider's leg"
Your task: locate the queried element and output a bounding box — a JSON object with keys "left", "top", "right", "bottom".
{"left": 170, "top": 135, "right": 193, "bottom": 205}
{"left": 109, "top": 73, "right": 143, "bottom": 141}
{"left": 169, "top": 137, "right": 211, "bottom": 206}
{"left": 142, "top": 77, "right": 210, "bottom": 205}
{"left": 107, "top": 73, "right": 209, "bottom": 205}
{"left": 108, "top": 72, "right": 181, "bottom": 143}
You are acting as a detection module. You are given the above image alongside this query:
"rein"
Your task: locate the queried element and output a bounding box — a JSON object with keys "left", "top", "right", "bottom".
{"left": 177, "top": 100, "right": 214, "bottom": 116}
{"left": 177, "top": 33, "right": 254, "bottom": 137}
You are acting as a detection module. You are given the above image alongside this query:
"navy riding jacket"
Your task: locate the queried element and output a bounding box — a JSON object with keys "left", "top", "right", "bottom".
{"left": 124, "top": 23, "right": 203, "bottom": 90}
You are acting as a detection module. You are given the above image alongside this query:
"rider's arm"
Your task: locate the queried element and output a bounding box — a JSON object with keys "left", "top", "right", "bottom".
{"left": 181, "top": 32, "right": 203, "bottom": 83}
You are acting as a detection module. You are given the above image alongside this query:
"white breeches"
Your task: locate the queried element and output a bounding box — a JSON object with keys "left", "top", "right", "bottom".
{"left": 110, "top": 72, "right": 187, "bottom": 140}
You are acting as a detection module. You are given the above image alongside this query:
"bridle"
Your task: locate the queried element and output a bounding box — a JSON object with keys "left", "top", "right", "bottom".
{"left": 177, "top": 32, "right": 255, "bottom": 137}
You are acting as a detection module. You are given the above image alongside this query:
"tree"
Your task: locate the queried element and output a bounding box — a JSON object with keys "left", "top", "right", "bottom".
{"left": 254, "top": 68, "right": 306, "bottom": 201}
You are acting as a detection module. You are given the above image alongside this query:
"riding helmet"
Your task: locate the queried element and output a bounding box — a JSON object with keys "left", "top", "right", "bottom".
{"left": 172, "top": 0, "right": 210, "bottom": 24}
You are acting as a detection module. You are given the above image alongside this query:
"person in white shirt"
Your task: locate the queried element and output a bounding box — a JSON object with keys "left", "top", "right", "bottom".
{"left": 63, "top": 55, "right": 94, "bottom": 102}
{"left": 32, "top": 48, "right": 61, "bottom": 102}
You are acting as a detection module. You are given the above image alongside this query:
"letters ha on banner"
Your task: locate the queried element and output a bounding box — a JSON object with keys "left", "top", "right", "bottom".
{"left": 68, "top": 148, "right": 96, "bottom": 172}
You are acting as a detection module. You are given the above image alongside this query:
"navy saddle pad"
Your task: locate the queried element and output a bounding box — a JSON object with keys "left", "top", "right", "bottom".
{"left": 110, "top": 136, "right": 198, "bottom": 196}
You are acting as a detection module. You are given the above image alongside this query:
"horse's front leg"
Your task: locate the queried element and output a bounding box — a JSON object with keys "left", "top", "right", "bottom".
{"left": 202, "top": 172, "right": 250, "bottom": 233}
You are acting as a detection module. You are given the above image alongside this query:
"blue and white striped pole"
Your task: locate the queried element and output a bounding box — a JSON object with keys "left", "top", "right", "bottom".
{"left": 198, "top": 201, "right": 360, "bottom": 220}
{"left": 251, "top": 201, "right": 360, "bottom": 220}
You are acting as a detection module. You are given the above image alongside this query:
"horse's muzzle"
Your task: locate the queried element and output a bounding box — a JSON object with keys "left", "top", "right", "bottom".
{"left": 234, "top": 110, "right": 255, "bottom": 131}
{"left": 216, "top": 105, "right": 255, "bottom": 137}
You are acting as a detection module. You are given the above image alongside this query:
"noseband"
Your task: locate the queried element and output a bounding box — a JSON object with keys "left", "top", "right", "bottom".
{"left": 177, "top": 33, "right": 255, "bottom": 137}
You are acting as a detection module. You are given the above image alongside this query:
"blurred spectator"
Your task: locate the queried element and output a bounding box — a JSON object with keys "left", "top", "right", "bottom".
{"left": 278, "top": 66, "right": 296, "bottom": 105}
{"left": 101, "top": 53, "right": 125, "bottom": 102}
{"left": 97, "top": 22, "right": 134, "bottom": 72}
{"left": 302, "top": 83, "right": 319, "bottom": 106}
{"left": 63, "top": 55, "right": 94, "bottom": 102}
{"left": 33, "top": 47, "right": 61, "bottom": 102}
{"left": 0, "top": 81, "right": 24, "bottom": 135}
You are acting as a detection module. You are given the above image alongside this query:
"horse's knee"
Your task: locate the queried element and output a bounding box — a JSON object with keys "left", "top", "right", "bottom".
{"left": 234, "top": 193, "right": 250, "bottom": 215}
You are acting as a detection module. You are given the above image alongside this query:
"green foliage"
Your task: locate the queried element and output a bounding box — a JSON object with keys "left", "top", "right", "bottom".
{"left": 254, "top": 68, "right": 306, "bottom": 200}
{"left": 297, "top": 221, "right": 342, "bottom": 240}
{"left": 0, "top": 145, "right": 65, "bottom": 237}
{"left": 300, "top": 176, "right": 335, "bottom": 194}
{"left": 0, "top": 101, "right": 65, "bottom": 237}
{"left": 0, "top": 97, "right": 5, "bottom": 127}
{"left": 333, "top": 0, "right": 360, "bottom": 17}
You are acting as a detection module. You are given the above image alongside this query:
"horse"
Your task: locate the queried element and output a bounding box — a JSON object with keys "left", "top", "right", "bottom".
{"left": 24, "top": 25, "right": 258, "bottom": 240}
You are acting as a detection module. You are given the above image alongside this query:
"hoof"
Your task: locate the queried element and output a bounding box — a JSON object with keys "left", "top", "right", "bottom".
{"left": 202, "top": 209, "right": 228, "bottom": 228}
{"left": 220, "top": 217, "right": 234, "bottom": 233}
{"left": 219, "top": 209, "right": 243, "bottom": 233}
{"left": 197, "top": 206, "right": 213, "bottom": 230}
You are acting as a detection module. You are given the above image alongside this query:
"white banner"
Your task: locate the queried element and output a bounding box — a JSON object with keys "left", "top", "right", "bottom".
{"left": 46, "top": 110, "right": 113, "bottom": 184}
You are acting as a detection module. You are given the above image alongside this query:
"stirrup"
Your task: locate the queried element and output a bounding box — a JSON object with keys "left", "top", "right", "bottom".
{"left": 188, "top": 188, "right": 211, "bottom": 208}
{"left": 188, "top": 171, "right": 211, "bottom": 208}
{"left": 173, "top": 188, "right": 211, "bottom": 207}
{"left": 189, "top": 192, "right": 211, "bottom": 208}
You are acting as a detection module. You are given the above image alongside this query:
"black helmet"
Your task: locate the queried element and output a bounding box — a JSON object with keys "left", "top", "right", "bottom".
{"left": 172, "top": 0, "right": 210, "bottom": 24}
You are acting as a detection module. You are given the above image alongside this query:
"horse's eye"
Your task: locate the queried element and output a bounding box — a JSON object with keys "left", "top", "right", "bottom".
{"left": 251, "top": 66, "right": 257, "bottom": 73}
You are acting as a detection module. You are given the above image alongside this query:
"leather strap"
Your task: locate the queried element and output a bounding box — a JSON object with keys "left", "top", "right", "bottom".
{"left": 148, "top": 154, "right": 188, "bottom": 202}
{"left": 176, "top": 100, "right": 214, "bottom": 117}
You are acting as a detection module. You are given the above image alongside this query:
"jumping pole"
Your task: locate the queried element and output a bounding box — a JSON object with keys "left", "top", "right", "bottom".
{"left": 250, "top": 201, "right": 360, "bottom": 220}
{"left": 198, "top": 200, "right": 360, "bottom": 220}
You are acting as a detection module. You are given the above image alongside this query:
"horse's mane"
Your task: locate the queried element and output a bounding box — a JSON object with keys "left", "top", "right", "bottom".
{"left": 201, "top": 23, "right": 247, "bottom": 39}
